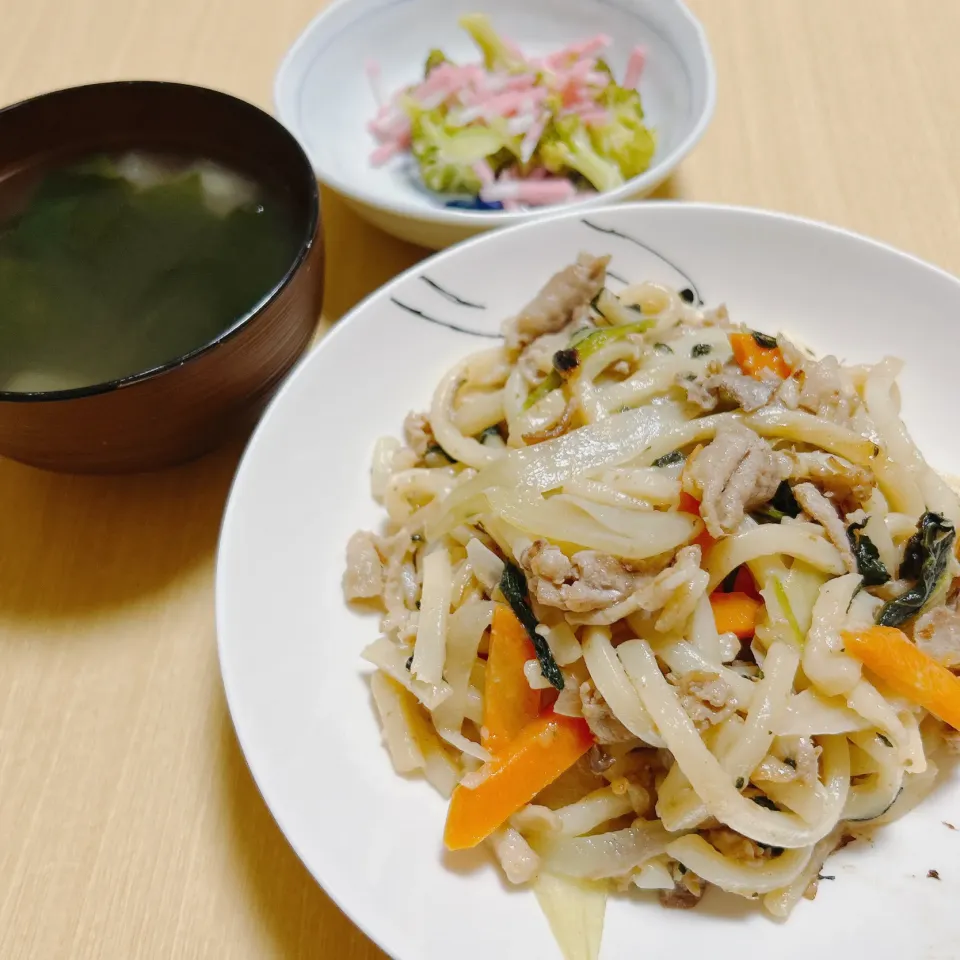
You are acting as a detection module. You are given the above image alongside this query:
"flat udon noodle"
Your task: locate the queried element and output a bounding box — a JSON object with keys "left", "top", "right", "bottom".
{"left": 349, "top": 270, "right": 960, "bottom": 927}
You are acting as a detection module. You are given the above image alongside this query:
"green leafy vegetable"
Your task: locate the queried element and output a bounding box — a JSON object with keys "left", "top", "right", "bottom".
{"left": 847, "top": 520, "right": 891, "bottom": 586}
{"left": 751, "top": 331, "right": 778, "bottom": 349}
{"left": 691, "top": 343, "right": 711, "bottom": 358}
{"left": 499, "top": 561, "right": 564, "bottom": 690}
{"left": 770, "top": 481, "right": 802, "bottom": 517}
{"left": 653, "top": 342, "right": 674, "bottom": 355}
{"left": 652, "top": 450, "right": 686, "bottom": 468}
{"left": 900, "top": 512, "right": 953, "bottom": 579}
{"left": 877, "top": 512, "right": 956, "bottom": 627}
{"left": 751, "top": 481, "right": 801, "bottom": 523}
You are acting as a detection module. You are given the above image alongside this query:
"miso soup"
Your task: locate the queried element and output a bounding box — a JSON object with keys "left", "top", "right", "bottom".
{"left": 0, "top": 151, "right": 301, "bottom": 393}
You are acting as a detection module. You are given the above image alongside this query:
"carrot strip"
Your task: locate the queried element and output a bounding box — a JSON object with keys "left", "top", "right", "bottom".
{"left": 842, "top": 626, "right": 960, "bottom": 730}
{"left": 709, "top": 591, "right": 762, "bottom": 639}
{"left": 482, "top": 605, "right": 541, "bottom": 754}
{"left": 444, "top": 712, "right": 594, "bottom": 850}
{"left": 729, "top": 332, "right": 791, "bottom": 380}
{"left": 678, "top": 491, "right": 715, "bottom": 553}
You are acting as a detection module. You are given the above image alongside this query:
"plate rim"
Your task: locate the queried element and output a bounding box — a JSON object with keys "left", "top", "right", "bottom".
{"left": 215, "top": 199, "right": 960, "bottom": 958}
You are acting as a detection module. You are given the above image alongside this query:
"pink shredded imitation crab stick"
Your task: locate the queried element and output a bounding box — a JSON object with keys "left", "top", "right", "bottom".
{"left": 623, "top": 45, "right": 647, "bottom": 88}
{"left": 471, "top": 160, "right": 495, "bottom": 186}
{"left": 542, "top": 34, "right": 611, "bottom": 69}
{"left": 480, "top": 178, "right": 577, "bottom": 206}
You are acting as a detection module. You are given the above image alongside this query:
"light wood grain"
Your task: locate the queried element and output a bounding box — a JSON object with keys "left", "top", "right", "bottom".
{"left": 1, "top": 1, "right": 958, "bottom": 957}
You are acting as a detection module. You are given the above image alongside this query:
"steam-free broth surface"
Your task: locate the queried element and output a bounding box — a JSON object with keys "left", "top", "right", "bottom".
{"left": 0, "top": 152, "right": 300, "bottom": 393}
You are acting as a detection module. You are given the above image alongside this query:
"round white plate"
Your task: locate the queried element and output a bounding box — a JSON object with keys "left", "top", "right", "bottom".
{"left": 217, "top": 203, "right": 960, "bottom": 960}
{"left": 274, "top": 0, "right": 714, "bottom": 249}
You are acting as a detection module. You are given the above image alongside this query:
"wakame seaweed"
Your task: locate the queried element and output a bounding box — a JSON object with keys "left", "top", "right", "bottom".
{"left": 499, "top": 561, "right": 564, "bottom": 690}
{"left": 0, "top": 153, "right": 297, "bottom": 391}
{"left": 876, "top": 512, "right": 955, "bottom": 627}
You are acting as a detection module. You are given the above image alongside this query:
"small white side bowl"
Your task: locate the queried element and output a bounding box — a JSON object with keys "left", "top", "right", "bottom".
{"left": 275, "top": 0, "right": 716, "bottom": 248}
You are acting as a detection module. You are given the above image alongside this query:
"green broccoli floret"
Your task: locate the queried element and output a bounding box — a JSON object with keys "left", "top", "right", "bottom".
{"left": 410, "top": 110, "right": 504, "bottom": 194}
{"left": 599, "top": 83, "right": 646, "bottom": 116}
{"left": 590, "top": 85, "right": 656, "bottom": 179}
{"left": 538, "top": 116, "right": 625, "bottom": 193}
{"left": 459, "top": 13, "right": 523, "bottom": 71}
{"left": 424, "top": 48, "right": 449, "bottom": 78}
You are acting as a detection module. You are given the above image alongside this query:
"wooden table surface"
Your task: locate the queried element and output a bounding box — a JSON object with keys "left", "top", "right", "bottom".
{"left": 2, "top": 0, "right": 960, "bottom": 957}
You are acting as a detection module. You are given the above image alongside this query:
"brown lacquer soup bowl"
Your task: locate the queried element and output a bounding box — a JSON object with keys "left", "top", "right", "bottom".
{"left": 0, "top": 81, "right": 322, "bottom": 473}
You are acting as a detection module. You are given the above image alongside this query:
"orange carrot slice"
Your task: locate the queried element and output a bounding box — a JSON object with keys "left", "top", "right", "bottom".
{"left": 444, "top": 713, "right": 594, "bottom": 850}
{"left": 729, "top": 332, "right": 791, "bottom": 380}
{"left": 710, "top": 591, "right": 763, "bottom": 639}
{"left": 842, "top": 626, "right": 960, "bottom": 730}
{"left": 482, "top": 605, "right": 541, "bottom": 754}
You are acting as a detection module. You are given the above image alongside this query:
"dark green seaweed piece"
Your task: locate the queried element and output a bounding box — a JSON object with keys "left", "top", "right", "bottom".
{"left": 499, "top": 561, "right": 564, "bottom": 690}
{"left": 691, "top": 343, "right": 711, "bottom": 358}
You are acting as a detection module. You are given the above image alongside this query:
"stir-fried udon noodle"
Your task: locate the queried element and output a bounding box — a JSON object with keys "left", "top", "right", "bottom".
{"left": 344, "top": 253, "right": 960, "bottom": 941}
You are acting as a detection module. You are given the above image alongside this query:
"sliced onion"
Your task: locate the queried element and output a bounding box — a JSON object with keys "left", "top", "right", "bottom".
{"left": 490, "top": 490, "right": 699, "bottom": 561}
{"left": 535, "top": 819, "right": 672, "bottom": 879}
{"left": 666, "top": 835, "right": 813, "bottom": 897}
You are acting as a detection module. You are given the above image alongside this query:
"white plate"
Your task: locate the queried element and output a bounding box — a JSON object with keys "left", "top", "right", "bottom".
{"left": 217, "top": 203, "right": 960, "bottom": 960}
{"left": 274, "top": 0, "right": 715, "bottom": 249}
